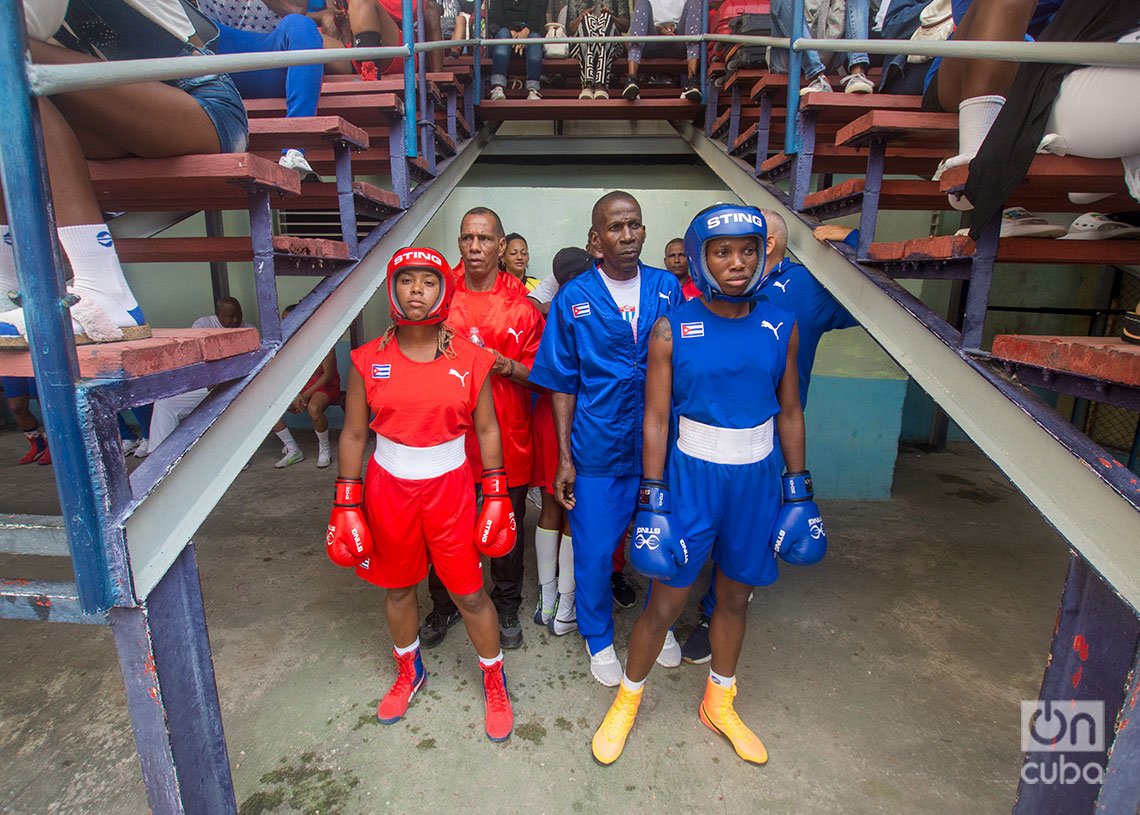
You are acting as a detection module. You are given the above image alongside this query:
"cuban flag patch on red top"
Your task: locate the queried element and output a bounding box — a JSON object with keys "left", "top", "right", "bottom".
{"left": 572, "top": 302, "right": 591, "bottom": 318}
{"left": 680, "top": 321, "right": 704, "bottom": 338}
{"left": 371, "top": 363, "right": 391, "bottom": 379}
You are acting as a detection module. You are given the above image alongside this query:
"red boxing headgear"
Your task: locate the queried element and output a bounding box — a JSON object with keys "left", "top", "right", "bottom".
{"left": 386, "top": 246, "right": 454, "bottom": 326}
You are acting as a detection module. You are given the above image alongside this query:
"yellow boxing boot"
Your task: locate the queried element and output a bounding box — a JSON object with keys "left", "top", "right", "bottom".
{"left": 698, "top": 677, "right": 768, "bottom": 765}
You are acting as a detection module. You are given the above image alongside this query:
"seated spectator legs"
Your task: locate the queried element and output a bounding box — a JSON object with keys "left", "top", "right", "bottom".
{"left": 839, "top": 0, "right": 872, "bottom": 94}
{"left": 575, "top": 13, "right": 620, "bottom": 98}
{"left": 0, "top": 38, "right": 242, "bottom": 347}
{"left": 490, "top": 28, "right": 544, "bottom": 99}
{"left": 345, "top": 0, "right": 444, "bottom": 78}
{"left": 769, "top": 0, "right": 831, "bottom": 94}
{"left": 925, "top": 0, "right": 1037, "bottom": 179}
{"left": 1, "top": 377, "right": 50, "bottom": 465}
{"left": 215, "top": 15, "right": 325, "bottom": 174}
{"left": 270, "top": 343, "right": 341, "bottom": 469}
{"left": 148, "top": 388, "right": 210, "bottom": 452}
{"left": 623, "top": 0, "right": 703, "bottom": 101}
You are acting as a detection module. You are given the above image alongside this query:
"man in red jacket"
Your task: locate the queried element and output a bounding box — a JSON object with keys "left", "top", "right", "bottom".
{"left": 419, "top": 206, "right": 544, "bottom": 650}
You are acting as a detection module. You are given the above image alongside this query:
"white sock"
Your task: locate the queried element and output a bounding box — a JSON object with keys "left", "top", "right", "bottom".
{"left": 621, "top": 672, "right": 646, "bottom": 692}
{"left": 57, "top": 224, "right": 139, "bottom": 312}
{"left": 535, "top": 526, "right": 559, "bottom": 606}
{"left": 394, "top": 638, "right": 420, "bottom": 656}
{"left": 709, "top": 669, "right": 735, "bottom": 688}
{"left": 555, "top": 590, "right": 575, "bottom": 621}
{"left": 479, "top": 650, "right": 504, "bottom": 667}
{"left": 316, "top": 429, "right": 330, "bottom": 450}
{"left": 0, "top": 226, "right": 16, "bottom": 304}
{"left": 956, "top": 95, "right": 1005, "bottom": 159}
{"left": 275, "top": 428, "right": 299, "bottom": 452}
{"left": 557, "top": 534, "right": 576, "bottom": 594}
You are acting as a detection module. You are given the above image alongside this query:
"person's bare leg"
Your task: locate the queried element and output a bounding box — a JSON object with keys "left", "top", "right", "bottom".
{"left": 451, "top": 589, "right": 502, "bottom": 659}
{"left": 707, "top": 569, "right": 750, "bottom": 678}
{"left": 347, "top": 0, "right": 403, "bottom": 47}
{"left": 385, "top": 585, "right": 421, "bottom": 647}
{"left": 307, "top": 391, "right": 332, "bottom": 433}
{"left": 425, "top": 1, "right": 444, "bottom": 72}
{"left": 624, "top": 581, "right": 691, "bottom": 682}
{"left": 935, "top": 0, "right": 1037, "bottom": 110}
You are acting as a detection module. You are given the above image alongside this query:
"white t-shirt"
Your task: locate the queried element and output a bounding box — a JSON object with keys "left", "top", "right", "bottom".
{"left": 24, "top": 0, "right": 194, "bottom": 42}
{"left": 529, "top": 273, "right": 560, "bottom": 304}
{"left": 192, "top": 315, "right": 252, "bottom": 329}
{"left": 650, "top": 0, "right": 685, "bottom": 25}
{"left": 600, "top": 270, "right": 641, "bottom": 342}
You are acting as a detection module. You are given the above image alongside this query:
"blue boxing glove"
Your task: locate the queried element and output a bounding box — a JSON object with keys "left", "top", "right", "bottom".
{"left": 631, "top": 480, "right": 690, "bottom": 581}
{"left": 772, "top": 471, "right": 827, "bottom": 565}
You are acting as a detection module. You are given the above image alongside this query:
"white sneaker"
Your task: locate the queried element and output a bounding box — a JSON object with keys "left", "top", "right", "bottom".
{"left": 275, "top": 448, "right": 304, "bottom": 468}
{"left": 527, "top": 89, "right": 542, "bottom": 101}
{"left": 1000, "top": 207, "right": 1067, "bottom": 239}
{"left": 317, "top": 446, "right": 331, "bottom": 468}
{"left": 592, "top": 87, "right": 609, "bottom": 100}
{"left": 278, "top": 149, "right": 314, "bottom": 175}
{"left": 840, "top": 72, "right": 873, "bottom": 94}
{"left": 133, "top": 439, "right": 150, "bottom": 458}
{"left": 549, "top": 592, "right": 578, "bottom": 636}
{"left": 490, "top": 86, "right": 507, "bottom": 101}
{"left": 121, "top": 438, "right": 140, "bottom": 456}
{"left": 799, "top": 75, "right": 832, "bottom": 96}
{"left": 1059, "top": 212, "right": 1140, "bottom": 241}
{"left": 589, "top": 644, "right": 623, "bottom": 687}
{"left": 579, "top": 85, "right": 594, "bottom": 100}
{"left": 656, "top": 629, "right": 682, "bottom": 668}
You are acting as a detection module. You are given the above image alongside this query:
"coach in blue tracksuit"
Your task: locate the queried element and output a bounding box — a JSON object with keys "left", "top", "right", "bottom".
{"left": 529, "top": 191, "right": 684, "bottom": 688}
{"left": 678, "top": 211, "right": 860, "bottom": 665}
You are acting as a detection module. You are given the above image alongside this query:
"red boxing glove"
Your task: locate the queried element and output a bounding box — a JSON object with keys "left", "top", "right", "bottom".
{"left": 326, "top": 477, "right": 373, "bottom": 567}
{"left": 475, "top": 468, "right": 517, "bottom": 558}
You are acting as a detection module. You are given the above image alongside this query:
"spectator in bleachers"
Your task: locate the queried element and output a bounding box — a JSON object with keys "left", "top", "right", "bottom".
{"left": 0, "top": 1, "right": 248, "bottom": 348}
{"left": 0, "top": 376, "right": 49, "bottom": 466}
{"left": 501, "top": 233, "right": 540, "bottom": 291}
{"left": 342, "top": 0, "right": 446, "bottom": 76}
{"left": 488, "top": 0, "right": 548, "bottom": 100}
{"left": 212, "top": 13, "right": 328, "bottom": 175}
{"left": 770, "top": 0, "right": 874, "bottom": 94}
{"left": 663, "top": 236, "right": 699, "bottom": 299}
{"left": 622, "top": 0, "right": 704, "bottom": 102}
{"left": 270, "top": 304, "right": 342, "bottom": 468}
{"left": 139, "top": 298, "right": 252, "bottom": 458}
{"left": 956, "top": 0, "right": 1140, "bottom": 224}
{"left": 567, "top": 0, "right": 630, "bottom": 99}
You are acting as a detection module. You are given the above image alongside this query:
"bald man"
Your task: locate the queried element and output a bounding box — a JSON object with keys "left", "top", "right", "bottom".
{"left": 529, "top": 191, "right": 684, "bottom": 687}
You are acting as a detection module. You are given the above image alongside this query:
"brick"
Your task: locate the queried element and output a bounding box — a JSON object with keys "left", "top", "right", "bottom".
{"left": 992, "top": 335, "right": 1140, "bottom": 387}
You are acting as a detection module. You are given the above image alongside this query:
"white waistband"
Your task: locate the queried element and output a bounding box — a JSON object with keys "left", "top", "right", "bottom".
{"left": 373, "top": 434, "right": 466, "bottom": 480}
{"left": 676, "top": 416, "right": 774, "bottom": 465}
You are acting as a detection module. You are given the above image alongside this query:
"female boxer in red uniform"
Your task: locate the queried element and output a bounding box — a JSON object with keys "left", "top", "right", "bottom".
{"left": 326, "top": 247, "right": 517, "bottom": 742}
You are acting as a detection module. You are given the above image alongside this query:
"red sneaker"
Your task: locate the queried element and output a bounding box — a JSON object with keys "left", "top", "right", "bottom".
{"left": 17, "top": 434, "right": 46, "bottom": 465}
{"left": 482, "top": 661, "right": 514, "bottom": 742}
{"left": 36, "top": 443, "right": 51, "bottom": 466}
{"left": 377, "top": 648, "right": 426, "bottom": 724}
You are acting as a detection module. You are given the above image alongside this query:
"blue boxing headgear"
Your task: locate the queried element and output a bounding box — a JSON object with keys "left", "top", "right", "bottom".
{"left": 683, "top": 204, "right": 768, "bottom": 302}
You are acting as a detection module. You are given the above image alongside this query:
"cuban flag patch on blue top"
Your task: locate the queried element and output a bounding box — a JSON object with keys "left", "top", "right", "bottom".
{"left": 371, "top": 363, "right": 391, "bottom": 379}
{"left": 572, "top": 302, "right": 591, "bottom": 318}
{"left": 680, "top": 321, "right": 704, "bottom": 338}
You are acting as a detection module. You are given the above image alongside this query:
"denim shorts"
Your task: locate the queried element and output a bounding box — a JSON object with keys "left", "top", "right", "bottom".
{"left": 167, "top": 47, "right": 249, "bottom": 153}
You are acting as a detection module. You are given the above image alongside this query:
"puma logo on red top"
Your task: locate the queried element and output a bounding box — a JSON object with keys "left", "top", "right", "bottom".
{"left": 449, "top": 368, "right": 470, "bottom": 386}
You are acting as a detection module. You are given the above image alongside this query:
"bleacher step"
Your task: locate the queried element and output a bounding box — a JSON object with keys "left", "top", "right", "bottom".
{"left": 114, "top": 236, "right": 351, "bottom": 264}
{"left": 991, "top": 335, "right": 1140, "bottom": 388}
{"left": 0, "top": 327, "right": 260, "bottom": 379}
{"left": 0, "top": 515, "right": 68, "bottom": 557}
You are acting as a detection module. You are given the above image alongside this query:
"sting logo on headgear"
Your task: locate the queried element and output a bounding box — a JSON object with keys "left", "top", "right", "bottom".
{"left": 683, "top": 203, "right": 769, "bottom": 303}
{"left": 386, "top": 246, "right": 455, "bottom": 327}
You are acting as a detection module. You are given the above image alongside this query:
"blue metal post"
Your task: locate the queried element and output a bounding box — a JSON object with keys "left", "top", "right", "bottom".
{"left": 473, "top": 0, "right": 482, "bottom": 104}
{"left": 699, "top": 0, "right": 709, "bottom": 102}
{"left": 402, "top": 0, "right": 418, "bottom": 157}
{"left": 785, "top": 0, "right": 804, "bottom": 155}
{"left": 0, "top": 0, "right": 123, "bottom": 612}
{"left": 416, "top": 0, "right": 429, "bottom": 146}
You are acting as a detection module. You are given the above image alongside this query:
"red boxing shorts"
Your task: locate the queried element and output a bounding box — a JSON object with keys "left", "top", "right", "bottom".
{"left": 357, "top": 457, "right": 483, "bottom": 595}
{"left": 531, "top": 394, "right": 558, "bottom": 491}
{"left": 303, "top": 371, "right": 342, "bottom": 406}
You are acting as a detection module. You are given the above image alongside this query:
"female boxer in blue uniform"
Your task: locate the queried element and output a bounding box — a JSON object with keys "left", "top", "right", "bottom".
{"left": 591, "top": 204, "right": 828, "bottom": 766}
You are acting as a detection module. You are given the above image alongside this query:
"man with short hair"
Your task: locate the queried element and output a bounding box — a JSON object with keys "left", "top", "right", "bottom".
{"left": 140, "top": 297, "right": 252, "bottom": 457}
{"left": 664, "top": 236, "right": 699, "bottom": 300}
{"left": 679, "top": 209, "right": 859, "bottom": 664}
{"left": 418, "top": 206, "right": 544, "bottom": 651}
{"left": 529, "top": 191, "right": 684, "bottom": 686}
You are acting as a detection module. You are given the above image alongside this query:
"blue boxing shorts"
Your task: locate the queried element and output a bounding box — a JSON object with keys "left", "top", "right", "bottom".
{"left": 662, "top": 446, "right": 782, "bottom": 589}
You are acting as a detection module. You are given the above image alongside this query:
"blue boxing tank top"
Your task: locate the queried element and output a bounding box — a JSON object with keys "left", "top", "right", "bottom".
{"left": 666, "top": 297, "right": 795, "bottom": 428}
